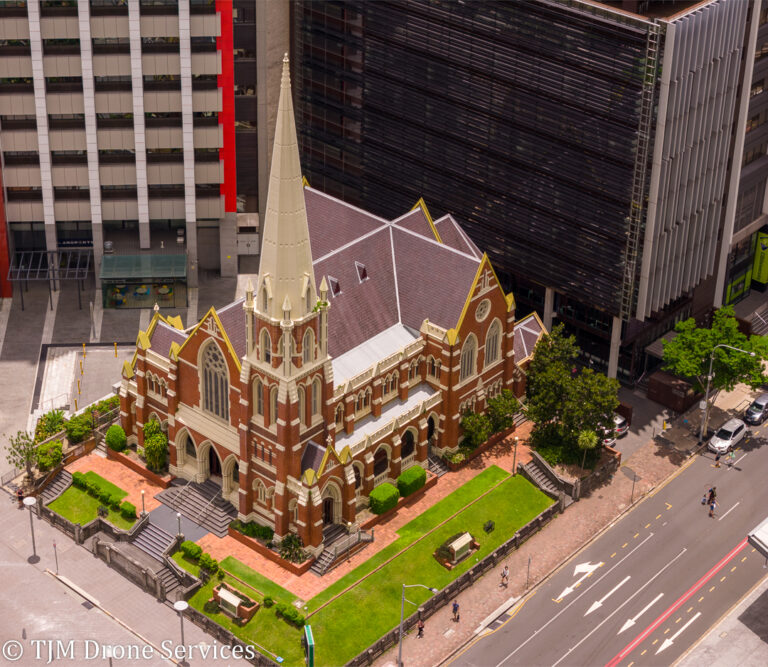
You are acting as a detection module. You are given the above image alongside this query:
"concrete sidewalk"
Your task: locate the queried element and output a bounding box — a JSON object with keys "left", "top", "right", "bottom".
{"left": 377, "top": 383, "right": 762, "bottom": 667}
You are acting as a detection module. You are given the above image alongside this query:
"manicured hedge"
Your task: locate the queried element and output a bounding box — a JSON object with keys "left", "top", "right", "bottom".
{"left": 230, "top": 519, "right": 274, "bottom": 542}
{"left": 120, "top": 501, "right": 136, "bottom": 519}
{"left": 369, "top": 482, "right": 399, "bottom": 515}
{"left": 397, "top": 465, "right": 426, "bottom": 498}
{"left": 72, "top": 471, "right": 87, "bottom": 489}
{"left": 199, "top": 552, "right": 219, "bottom": 574}
{"left": 276, "top": 602, "right": 305, "bottom": 627}
{"left": 180, "top": 540, "right": 203, "bottom": 561}
{"left": 105, "top": 424, "right": 126, "bottom": 452}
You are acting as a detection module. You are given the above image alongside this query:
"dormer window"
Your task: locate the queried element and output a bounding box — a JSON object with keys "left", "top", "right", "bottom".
{"left": 355, "top": 262, "right": 368, "bottom": 283}
{"left": 328, "top": 276, "right": 341, "bottom": 297}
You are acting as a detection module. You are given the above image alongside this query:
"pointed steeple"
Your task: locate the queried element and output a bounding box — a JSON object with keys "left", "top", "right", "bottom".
{"left": 257, "top": 54, "right": 316, "bottom": 321}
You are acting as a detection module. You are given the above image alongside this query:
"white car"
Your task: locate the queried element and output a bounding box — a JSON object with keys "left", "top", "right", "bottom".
{"left": 602, "top": 413, "right": 629, "bottom": 446}
{"left": 707, "top": 418, "right": 747, "bottom": 454}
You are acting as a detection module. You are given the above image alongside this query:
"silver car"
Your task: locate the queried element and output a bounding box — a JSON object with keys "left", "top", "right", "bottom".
{"left": 708, "top": 418, "right": 747, "bottom": 454}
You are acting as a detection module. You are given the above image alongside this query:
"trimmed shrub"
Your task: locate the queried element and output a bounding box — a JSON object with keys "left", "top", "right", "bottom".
{"left": 199, "top": 552, "right": 219, "bottom": 574}
{"left": 369, "top": 482, "right": 399, "bottom": 515}
{"left": 231, "top": 520, "right": 274, "bottom": 542}
{"left": 263, "top": 596, "right": 274, "bottom": 608}
{"left": 98, "top": 490, "right": 111, "bottom": 505}
{"left": 105, "top": 424, "right": 127, "bottom": 452}
{"left": 180, "top": 540, "right": 202, "bottom": 561}
{"left": 108, "top": 495, "right": 121, "bottom": 511}
{"left": 203, "top": 599, "right": 220, "bottom": 614}
{"left": 396, "top": 465, "right": 426, "bottom": 498}
{"left": 64, "top": 413, "right": 93, "bottom": 444}
{"left": 143, "top": 418, "right": 162, "bottom": 440}
{"left": 119, "top": 501, "right": 136, "bottom": 519}
{"left": 86, "top": 481, "right": 100, "bottom": 498}
{"left": 72, "top": 471, "right": 86, "bottom": 489}
{"left": 276, "top": 603, "right": 305, "bottom": 627}
{"left": 143, "top": 433, "right": 167, "bottom": 472}
{"left": 36, "top": 439, "right": 63, "bottom": 472}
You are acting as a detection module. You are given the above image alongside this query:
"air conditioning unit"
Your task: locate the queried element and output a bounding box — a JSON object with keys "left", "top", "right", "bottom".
{"left": 103, "top": 240, "right": 114, "bottom": 254}
{"left": 176, "top": 228, "right": 185, "bottom": 245}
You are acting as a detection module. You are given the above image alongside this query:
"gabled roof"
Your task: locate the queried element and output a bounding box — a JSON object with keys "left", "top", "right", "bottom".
{"left": 514, "top": 311, "right": 547, "bottom": 362}
{"left": 177, "top": 306, "right": 243, "bottom": 373}
{"left": 434, "top": 214, "right": 482, "bottom": 259}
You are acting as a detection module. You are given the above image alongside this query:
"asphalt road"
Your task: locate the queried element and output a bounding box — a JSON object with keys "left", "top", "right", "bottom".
{"left": 452, "top": 420, "right": 768, "bottom": 667}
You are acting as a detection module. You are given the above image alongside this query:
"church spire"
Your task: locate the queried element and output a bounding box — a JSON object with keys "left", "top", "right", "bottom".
{"left": 256, "top": 54, "right": 316, "bottom": 322}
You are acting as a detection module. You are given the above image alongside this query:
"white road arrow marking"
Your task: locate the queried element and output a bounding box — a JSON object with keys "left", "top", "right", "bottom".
{"left": 656, "top": 612, "right": 701, "bottom": 654}
{"left": 618, "top": 592, "right": 664, "bottom": 633}
{"left": 585, "top": 576, "right": 631, "bottom": 615}
{"left": 555, "top": 561, "right": 603, "bottom": 600}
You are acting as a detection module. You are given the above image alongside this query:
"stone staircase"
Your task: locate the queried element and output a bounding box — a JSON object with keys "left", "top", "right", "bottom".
{"left": 309, "top": 524, "right": 349, "bottom": 576}
{"left": 427, "top": 454, "right": 450, "bottom": 478}
{"left": 752, "top": 304, "right": 768, "bottom": 336}
{"left": 155, "top": 479, "right": 237, "bottom": 538}
{"left": 41, "top": 470, "right": 72, "bottom": 504}
{"left": 132, "top": 521, "right": 176, "bottom": 561}
{"left": 156, "top": 565, "right": 181, "bottom": 601}
{"left": 522, "top": 459, "right": 560, "bottom": 497}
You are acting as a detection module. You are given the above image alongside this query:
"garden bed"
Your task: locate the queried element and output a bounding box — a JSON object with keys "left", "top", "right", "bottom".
{"left": 445, "top": 427, "right": 514, "bottom": 471}
{"left": 106, "top": 447, "right": 173, "bottom": 488}
{"left": 227, "top": 528, "right": 314, "bottom": 576}
{"left": 48, "top": 471, "right": 136, "bottom": 531}
{"left": 359, "top": 470, "right": 439, "bottom": 531}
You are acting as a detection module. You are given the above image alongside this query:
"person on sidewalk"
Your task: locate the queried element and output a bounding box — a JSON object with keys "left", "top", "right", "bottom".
{"left": 707, "top": 487, "right": 717, "bottom": 505}
{"left": 417, "top": 618, "right": 424, "bottom": 638}
{"left": 452, "top": 599, "right": 460, "bottom": 623}
{"left": 709, "top": 500, "right": 717, "bottom": 518}
{"left": 715, "top": 452, "right": 722, "bottom": 468}
{"left": 500, "top": 564, "right": 509, "bottom": 588}
{"left": 16, "top": 487, "right": 23, "bottom": 508}
{"left": 728, "top": 450, "right": 736, "bottom": 468}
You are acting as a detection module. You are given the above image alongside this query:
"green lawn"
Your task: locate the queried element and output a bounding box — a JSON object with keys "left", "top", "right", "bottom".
{"left": 309, "top": 474, "right": 554, "bottom": 665}
{"left": 172, "top": 552, "right": 201, "bottom": 578}
{"left": 48, "top": 486, "right": 135, "bottom": 530}
{"left": 182, "top": 466, "right": 553, "bottom": 666}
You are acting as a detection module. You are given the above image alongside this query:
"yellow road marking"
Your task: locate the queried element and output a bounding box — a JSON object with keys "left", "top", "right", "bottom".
{"left": 687, "top": 606, "right": 693, "bottom": 613}
{"left": 665, "top": 502, "right": 672, "bottom": 510}
{"left": 611, "top": 552, "right": 617, "bottom": 558}
{"left": 575, "top": 582, "right": 582, "bottom": 588}
{"left": 641, "top": 649, "right": 647, "bottom": 656}
{"left": 656, "top": 514, "right": 662, "bottom": 520}
{"left": 675, "top": 617, "right": 682, "bottom": 623}
{"left": 634, "top": 533, "right": 639, "bottom": 539}
{"left": 731, "top": 566, "right": 737, "bottom": 572}
{"left": 742, "top": 556, "right": 748, "bottom": 563}
{"left": 664, "top": 628, "right": 670, "bottom": 634}
{"left": 709, "top": 586, "right": 716, "bottom": 592}
{"left": 720, "top": 576, "right": 726, "bottom": 582}
{"left": 622, "top": 542, "right": 628, "bottom": 548}
{"left": 645, "top": 523, "right": 651, "bottom": 529}
{"left": 652, "top": 639, "right": 658, "bottom": 645}
{"left": 628, "top": 663, "right": 634, "bottom": 667}
{"left": 698, "top": 596, "right": 704, "bottom": 603}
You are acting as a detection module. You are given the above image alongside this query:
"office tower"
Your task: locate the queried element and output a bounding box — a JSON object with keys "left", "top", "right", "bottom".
{"left": 293, "top": 0, "right": 758, "bottom": 382}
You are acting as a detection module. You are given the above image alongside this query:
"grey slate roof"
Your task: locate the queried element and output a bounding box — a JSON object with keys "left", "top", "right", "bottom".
{"left": 217, "top": 298, "right": 247, "bottom": 358}
{"left": 435, "top": 214, "right": 482, "bottom": 259}
{"left": 149, "top": 322, "right": 187, "bottom": 357}
{"left": 391, "top": 208, "right": 435, "bottom": 240}
{"left": 514, "top": 313, "right": 546, "bottom": 362}
{"left": 301, "top": 439, "right": 326, "bottom": 474}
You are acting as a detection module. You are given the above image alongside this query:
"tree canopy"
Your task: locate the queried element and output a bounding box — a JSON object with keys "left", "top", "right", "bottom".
{"left": 5, "top": 430, "right": 37, "bottom": 481}
{"left": 662, "top": 306, "right": 768, "bottom": 393}
{"left": 526, "top": 324, "right": 619, "bottom": 466}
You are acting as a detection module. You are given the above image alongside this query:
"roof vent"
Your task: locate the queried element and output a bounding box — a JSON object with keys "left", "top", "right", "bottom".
{"left": 328, "top": 276, "right": 341, "bottom": 297}
{"left": 355, "top": 261, "right": 368, "bottom": 283}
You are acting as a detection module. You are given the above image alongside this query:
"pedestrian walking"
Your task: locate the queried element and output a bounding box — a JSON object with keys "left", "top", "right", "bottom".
{"left": 707, "top": 487, "right": 717, "bottom": 505}
{"left": 709, "top": 500, "right": 717, "bottom": 518}
{"left": 500, "top": 564, "right": 509, "bottom": 588}
{"left": 15, "top": 487, "right": 23, "bottom": 508}
{"left": 715, "top": 452, "right": 721, "bottom": 468}
{"left": 452, "top": 599, "right": 460, "bottom": 623}
{"left": 728, "top": 449, "right": 736, "bottom": 468}
{"left": 417, "top": 619, "right": 424, "bottom": 638}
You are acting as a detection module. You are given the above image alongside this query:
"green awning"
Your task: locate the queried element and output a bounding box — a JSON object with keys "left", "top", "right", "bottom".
{"left": 100, "top": 254, "right": 187, "bottom": 281}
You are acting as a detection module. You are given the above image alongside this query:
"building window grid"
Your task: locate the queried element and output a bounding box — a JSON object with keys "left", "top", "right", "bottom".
{"left": 202, "top": 344, "right": 229, "bottom": 420}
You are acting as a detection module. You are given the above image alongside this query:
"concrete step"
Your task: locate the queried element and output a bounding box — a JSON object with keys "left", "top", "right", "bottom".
{"left": 41, "top": 470, "right": 73, "bottom": 504}
{"left": 155, "top": 481, "right": 236, "bottom": 538}
{"left": 132, "top": 522, "right": 175, "bottom": 561}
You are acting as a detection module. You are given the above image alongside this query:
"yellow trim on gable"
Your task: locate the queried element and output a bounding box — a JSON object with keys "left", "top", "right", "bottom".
{"left": 303, "top": 469, "right": 316, "bottom": 486}
{"left": 302, "top": 175, "right": 310, "bottom": 188}
{"left": 177, "top": 306, "right": 243, "bottom": 373}
{"left": 136, "top": 330, "right": 151, "bottom": 350}
{"left": 454, "top": 254, "right": 515, "bottom": 334}
{"left": 122, "top": 360, "right": 134, "bottom": 379}
{"left": 128, "top": 311, "right": 185, "bottom": 370}
{"left": 315, "top": 443, "right": 350, "bottom": 479}
{"left": 515, "top": 311, "right": 549, "bottom": 364}
{"left": 165, "top": 315, "right": 184, "bottom": 330}
{"left": 411, "top": 197, "right": 443, "bottom": 244}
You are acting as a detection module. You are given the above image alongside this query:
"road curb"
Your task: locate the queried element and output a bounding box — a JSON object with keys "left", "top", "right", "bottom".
{"left": 473, "top": 595, "right": 520, "bottom": 635}
{"left": 435, "top": 447, "right": 700, "bottom": 667}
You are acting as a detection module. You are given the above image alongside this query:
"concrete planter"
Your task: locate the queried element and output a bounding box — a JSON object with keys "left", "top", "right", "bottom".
{"left": 360, "top": 472, "right": 438, "bottom": 531}
{"left": 212, "top": 582, "right": 259, "bottom": 623}
{"left": 106, "top": 447, "right": 174, "bottom": 488}
{"left": 227, "top": 526, "right": 314, "bottom": 575}
{"left": 445, "top": 427, "right": 515, "bottom": 471}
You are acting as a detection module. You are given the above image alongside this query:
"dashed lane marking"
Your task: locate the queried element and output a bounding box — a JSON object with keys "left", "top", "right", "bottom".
{"left": 622, "top": 542, "right": 628, "bottom": 548}
{"left": 720, "top": 576, "right": 726, "bottom": 582}
{"left": 645, "top": 523, "right": 651, "bottom": 529}
{"left": 634, "top": 533, "right": 639, "bottom": 539}
{"left": 709, "top": 586, "right": 716, "bottom": 592}
{"left": 664, "top": 628, "right": 670, "bottom": 634}
{"left": 675, "top": 617, "right": 682, "bottom": 624}
{"left": 741, "top": 557, "right": 747, "bottom": 563}
{"left": 656, "top": 514, "right": 662, "bottom": 520}
{"left": 687, "top": 607, "right": 693, "bottom": 613}
{"left": 698, "top": 597, "right": 704, "bottom": 603}
{"left": 611, "top": 552, "right": 617, "bottom": 558}
{"left": 731, "top": 567, "right": 737, "bottom": 572}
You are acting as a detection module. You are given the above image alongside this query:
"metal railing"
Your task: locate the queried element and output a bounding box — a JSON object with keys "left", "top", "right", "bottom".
{"left": 318, "top": 528, "right": 374, "bottom": 576}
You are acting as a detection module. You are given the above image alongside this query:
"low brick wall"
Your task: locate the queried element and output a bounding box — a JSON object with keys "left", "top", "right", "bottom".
{"left": 445, "top": 427, "right": 515, "bottom": 471}
{"left": 577, "top": 446, "right": 622, "bottom": 498}
{"left": 227, "top": 527, "right": 315, "bottom": 576}
{"left": 359, "top": 472, "right": 439, "bottom": 531}
{"left": 106, "top": 448, "right": 174, "bottom": 488}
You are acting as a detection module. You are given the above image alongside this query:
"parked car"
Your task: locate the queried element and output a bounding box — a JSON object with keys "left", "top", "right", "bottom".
{"left": 708, "top": 418, "right": 747, "bottom": 454}
{"left": 602, "top": 413, "right": 629, "bottom": 446}
{"left": 744, "top": 393, "right": 768, "bottom": 426}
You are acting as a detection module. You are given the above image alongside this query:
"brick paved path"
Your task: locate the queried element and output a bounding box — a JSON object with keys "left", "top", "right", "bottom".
{"left": 376, "top": 437, "right": 687, "bottom": 667}
{"left": 200, "top": 424, "right": 535, "bottom": 602}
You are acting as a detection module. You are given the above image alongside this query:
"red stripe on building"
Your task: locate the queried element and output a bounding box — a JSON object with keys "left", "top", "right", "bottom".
{"left": 0, "top": 167, "right": 11, "bottom": 298}
{"left": 217, "top": 0, "right": 236, "bottom": 212}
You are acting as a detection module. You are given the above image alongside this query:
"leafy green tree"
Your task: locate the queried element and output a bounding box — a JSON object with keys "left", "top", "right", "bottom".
{"left": 487, "top": 389, "right": 521, "bottom": 433}
{"left": 6, "top": 430, "right": 37, "bottom": 481}
{"left": 143, "top": 433, "right": 167, "bottom": 471}
{"left": 562, "top": 369, "right": 620, "bottom": 448}
{"left": 662, "top": 306, "right": 767, "bottom": 393}
{"left": 36, "top": 439, "right": 63, "bottom": 472}
{"left": 105, "top": 424, "right": 127, "bottom": 452}
{"left": 460, "top": 412, "right": 493, "bottom": 449}
{"left": 577, "top": 430, "right": 599, "bottom": 470}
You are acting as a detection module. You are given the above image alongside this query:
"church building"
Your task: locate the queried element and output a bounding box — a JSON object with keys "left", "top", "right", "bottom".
{"left": 119, "top": 56, "right": 545, "bottom": 553}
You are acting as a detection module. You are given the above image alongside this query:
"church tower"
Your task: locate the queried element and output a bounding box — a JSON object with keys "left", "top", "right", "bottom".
{"left": 243, "top": 55, "right": 330, "bottom": 541}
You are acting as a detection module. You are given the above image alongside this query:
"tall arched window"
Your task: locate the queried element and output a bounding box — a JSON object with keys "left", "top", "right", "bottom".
{"left": 254, "top": 479, "right": 267, "bottom": 504}
{"left": 401, "top": 430, "right": 415, "bottom": 458}
{"left": 485, "top": 320, "right": 502, "bottom": 367}
{"left": 202, "top": 343, "right": 229, "bottom": 419}
{"left": 289, "top": 498, "right": 298, "bottom": 523}
{"left": 254, "top": 379, "right": 264, "bottom": 416}
{"left": 260, "top": 286, "right": 268, "bottom": 312}
{"left": 298, "top": 386, "right": 306, "bottom": 425}
{"left": 312, "top": 378, "right": 321, "bottom": 415}
{"left": 335, "top": 403, "right": 344, "bottom": 428}
{"left": 306, "top": 287, "right": 312, "bottom": 313}
{"left": 303, "top": 328, "right": 314, "bottom": 364}
{"left": 460, "top": 335, "right": 477, "bottom": 381}
{"left": 269, "top": 386, "right": 278, "bottom": 425}
{"left": 260, "top": 329, "right": 271, "bottom": 363}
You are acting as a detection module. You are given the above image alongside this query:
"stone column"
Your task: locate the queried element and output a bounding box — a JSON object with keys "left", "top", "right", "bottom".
{"left": 342, "top": 464, "right": 356, "bottom": 524}
{"left": 390, "top": 435, "right": 402, "bottom": 481}
{"left": 372, "top": 377, "right": 383, "bottom": 418}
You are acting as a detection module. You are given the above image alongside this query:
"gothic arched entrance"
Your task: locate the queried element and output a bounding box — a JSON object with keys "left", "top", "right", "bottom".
{"left": 427, "top": 415, "right": 437, "bottom": 454}
{"left": 208, "top": 446, "right": 222, "bottom": 480}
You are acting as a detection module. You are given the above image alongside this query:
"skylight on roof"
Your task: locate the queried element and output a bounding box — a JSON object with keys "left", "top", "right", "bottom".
{"left": 328, "top": 276, "right": 341, "bottom": 297}
{"left": 355, "top": 261, "right": 368, "bottom": 283}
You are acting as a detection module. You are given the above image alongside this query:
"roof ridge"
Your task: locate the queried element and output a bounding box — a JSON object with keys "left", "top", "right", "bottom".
{"left": 312, "top": 224, "right": 390, "bottom": 265}
{"left": 391, "top": 224, "right": 480, "bottom": 263}
{"left": 389, "top": 226, "right": 402, "bottom": 324}
{"left": 305, "top": 186, "right": 391, "bottom": 227}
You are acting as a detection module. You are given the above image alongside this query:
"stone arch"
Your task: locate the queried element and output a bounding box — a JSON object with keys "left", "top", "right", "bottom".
{"left": 400, "top": 426, "right": 418, "bottom": 459}
{"left": 221, "top": 454, "right": 239, "bottom": 501}
{"left": 485, "top": 318, "right": 503, "bottom": 367}
{"left": 427, "top": 411, "right": 439, "bottom": 444}
{"left": 303, "top": 327, "right": 315, "bottom": 363}
{"left": 260, "top": 328, "right": 272, "bottom": 363}
{"left": 174, "top": 427, "right": 196, "bottom": 469}
{"left": 373, "top": 445, "right": 390, "bottom": 478}
{"left": 311, "top": 376, "right": 322, "bottom": 415}
{"left": 460, "top": 333, "right": 478, "bottom": 381}
{"left": 298, "top": 385, "right": 306, "bottom": 425}
{"left": 199, "top": 340, "right": 230, "bottom": 421}
{"left": 335, "top": 402, "right": 345, "bottom": 428}
{"left": 320, "top": 478, "right": 343, "bottom": 526}
{"left": 352, "top": 460, "right": 364, "bottom": 490}
{"left": 288, "top": 497, "right": 298, "bottom": 524}
{"left": 196, "top": 439, "right": 222, "bottom": 482}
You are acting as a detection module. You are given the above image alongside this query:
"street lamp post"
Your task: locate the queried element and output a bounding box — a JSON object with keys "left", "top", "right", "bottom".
{"left": 398, "top": 583, "right": 437, "bottom": 667}
{"left": 176, "top": 512, "right": 183, "bottom": 538}
{"left": 698, "top": 344, "right": 755, "bottom": 445}
{"left": 23, "top": 496, "right": 38, "bottom": 563}
{"left": 173, "top": 600, "right": 189, "bottom": 660}
{"left": 141, "top": 489, "right": 146, "bottom": 516}
{"left": 512, "top": 436, "right": 519, "bottom": 474}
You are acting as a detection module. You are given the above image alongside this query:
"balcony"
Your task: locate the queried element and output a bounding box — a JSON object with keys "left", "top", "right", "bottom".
{"left": 90, "top": 0, "right": 128, "bottom": 16}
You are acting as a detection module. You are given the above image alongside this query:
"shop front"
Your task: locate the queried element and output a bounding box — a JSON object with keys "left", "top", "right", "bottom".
{"left": 100, "top": 254, "right": 187, "bottom": 309}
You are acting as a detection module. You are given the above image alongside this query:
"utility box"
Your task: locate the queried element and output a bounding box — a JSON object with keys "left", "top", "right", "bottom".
{"left": 302, "top": 625, "right": 314, "bottom": 667}
{"left": 647, "top": 371, "right": 699, "bottom": 413}
{"left": 448, "top": 533, "right": 473, "bottom": 564}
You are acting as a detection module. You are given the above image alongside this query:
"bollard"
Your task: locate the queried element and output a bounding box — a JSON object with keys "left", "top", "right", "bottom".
{"left": 114, "top": 342, "right": 118, "bottom": 357}
{"left": 82, "top": 342, "right": 86, "bottom": 358}
{"left": 74, "top": 398, "right": 78, "bottom": 411}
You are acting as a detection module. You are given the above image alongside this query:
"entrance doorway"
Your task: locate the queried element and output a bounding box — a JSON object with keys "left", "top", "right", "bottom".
{"left": 322, "top": 497, "right": 334, "bottom": 525}
{"left": 427, "top": 416, "right": 436, "bottom": 454}
{"left": 208, "top": 446, "right": 222, "bottom": 480}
